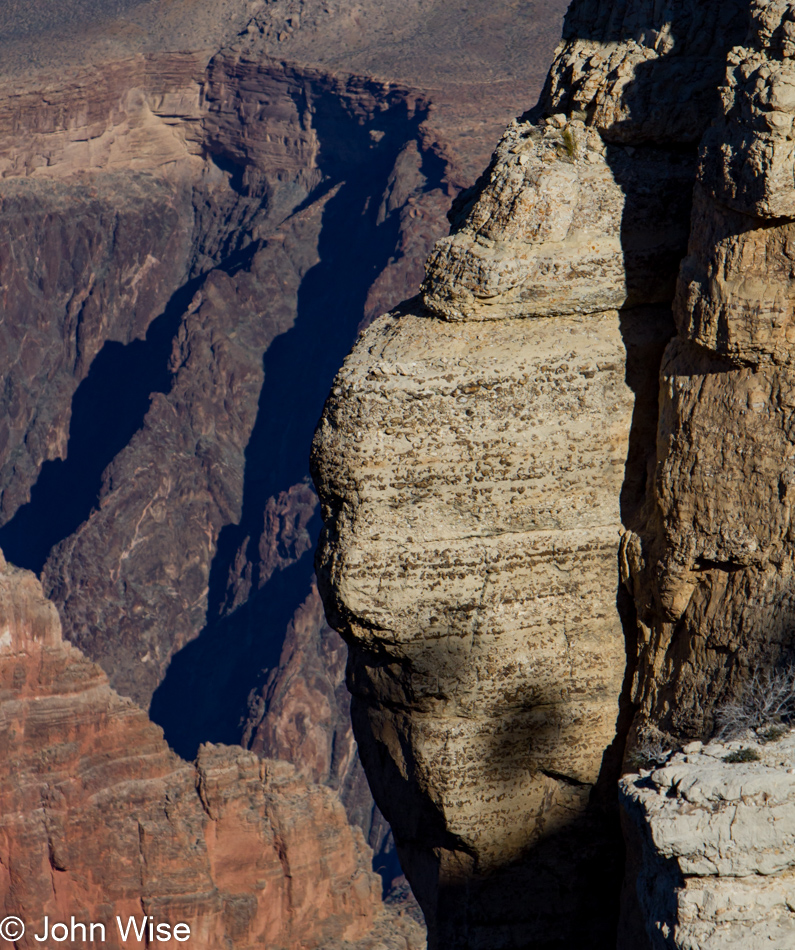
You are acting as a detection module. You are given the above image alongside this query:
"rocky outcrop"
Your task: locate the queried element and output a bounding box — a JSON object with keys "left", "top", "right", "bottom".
{"left": 0, "top": 549, "right": 425, "bottom": 950}
{"left": 312, "top": 0, "right": 795, "bottom": 947}
{"left": 625, "top": 0, "right": 795, "bottom": 746}
{"left": 621, "top": 732, "right": 795, "bottom": 949}
{"left": 312, "top": 300, "right": 672, "bottom": 946}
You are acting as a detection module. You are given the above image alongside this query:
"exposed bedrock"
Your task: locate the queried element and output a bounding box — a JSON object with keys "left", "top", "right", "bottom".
{"left": 311, "top": 1, "right": 777, "bottom": 947}
{"left": 0, "top": 550, "right": 426, "bottom": 950}
{"left": 0, "top": 46, "right": 449, "bottom": 880}
{"left": 626, "top": 0, "right": 795, "bottom": 747}
{"left": 615, "top": 2, "right": 795, "bottom": 947}
{"left": 621, "top": 734, "right": 795, "bottom": 950}
{"left": 0, "top": 0, "right": 569, "bottom": 921}
{"left": 312, "top": 303, "right": 671, "bottom": 947}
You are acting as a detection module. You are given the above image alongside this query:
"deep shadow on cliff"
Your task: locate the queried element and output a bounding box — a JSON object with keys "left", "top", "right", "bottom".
{"left": 0, "top": 278, "right": 197, "bottom": 573}
{"left": 150, "top": 94, "right": 445, "bottom": 758}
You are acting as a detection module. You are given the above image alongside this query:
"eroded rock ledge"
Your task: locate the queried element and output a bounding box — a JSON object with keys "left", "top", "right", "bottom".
{"left": 622, "top": 732, "right": 795, "bottom": 949}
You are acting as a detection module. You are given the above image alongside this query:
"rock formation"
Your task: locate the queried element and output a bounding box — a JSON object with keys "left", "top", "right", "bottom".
{"left": 621, "top": 731, "right": 795, "bottom": 950}
{"left": 626, "top": 0, "right": 795, "bottom": 745}
{"left": 0, "top": 548, "right": 424, "bottom": 950}
{"left": 312, "top": 299, "right": 671, "bottom": 947}
{"left": 311, "top": 0, "right": 795, "bottom": 947}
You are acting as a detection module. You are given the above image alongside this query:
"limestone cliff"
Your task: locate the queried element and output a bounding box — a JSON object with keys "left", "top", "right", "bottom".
{"left": 311, "top": 0, "right": 795, "bottom": 947}
{"left": 625, "top": 0, "right": 795, "bottom": 746}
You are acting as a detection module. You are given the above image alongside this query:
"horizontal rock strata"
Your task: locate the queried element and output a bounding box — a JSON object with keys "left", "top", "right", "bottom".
{"left": 0, "top": 549, "right": 427, "bottom": 950}
{"left": 313, "top": 1, "right": 795, "bottom": 947}
{"left": 312, "top": 294, "right": 673, "bottom": 947}
{"left": 0, "top": 2, "right": 572, "bottom": 940}
{"left": 625, "top": 0, "right": 795, "bottom": 745}
{"left": 621, "top": 733, "right": 795, "bottom": 949}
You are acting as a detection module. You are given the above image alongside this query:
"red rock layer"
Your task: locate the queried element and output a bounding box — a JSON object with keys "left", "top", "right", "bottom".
{"left": 0, "top": 549, "right": 413, "bottom": 950}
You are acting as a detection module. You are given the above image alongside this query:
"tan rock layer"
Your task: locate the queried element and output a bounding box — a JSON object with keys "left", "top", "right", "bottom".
{"left": 626, "top": 1, "right": 795, "bottom": 744}
{"left": 312, "top": 303, "right": 673, "bottom": 946}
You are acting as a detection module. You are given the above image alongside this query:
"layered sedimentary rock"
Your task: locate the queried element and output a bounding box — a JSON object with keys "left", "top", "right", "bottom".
{"left": 0, "top": 0, "right": 570, "bottom": 939}
{"left": 621, "top": 732, "right": 795, "bottom": 950}
{"left": 626, "top": 0, "right": 795, "bottom": 745}
{"left": 0, "top": 550, "right": 425, "bottom": 950}
{"left": 312, "top": 1, "right": 795, "bottom": 947}
{"left": 312, "top": 302, "right": 672, "bottom": 947}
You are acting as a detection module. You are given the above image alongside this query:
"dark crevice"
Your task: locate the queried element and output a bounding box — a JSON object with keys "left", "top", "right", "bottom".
{"left": 538, "top": 769, "right": 592, "bottom": 789}
{"left": 150, "top": 553, "right": 318, "bottom": 756}
{"left": 694, "top": 557, "right": 744, "bottom": 573}
{"left": 204, "top": 150, "right": 246, "bottom": 195}
{"left": 0, "top": 275, "right": 201, "bottom": 575}
{"left": 150, "top": 91, "right": 433, "bottom": 761}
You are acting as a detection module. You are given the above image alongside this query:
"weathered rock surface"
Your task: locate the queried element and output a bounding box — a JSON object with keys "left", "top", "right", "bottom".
{"left": 0, "top": 0, "right": 568, "bottom": 737}
{"left": 623, "top": 0, "right": 795, "bottom": 749}
{"left": 311, "top": 0, "right": 795, "bottom": 947}
{"left": 621, "top": 732, "right": 795, "bottom": 949}
{"left": 312, "top": 289, "right": 672, "bottom": 945}
{"left": 545, "top": 0, "right": 747, "bottom": 145}
{"left": 421, "top": 118, "right": 693, "bottom": 321}
{"left": 0, "top": 549, "right": 424, "bottom": 950}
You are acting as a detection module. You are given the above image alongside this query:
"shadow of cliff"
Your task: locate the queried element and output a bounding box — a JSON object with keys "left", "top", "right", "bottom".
{"left": 151, "top": 89, "right": 446, "bottom": 760}
{"left": 0, "top": 276, "right": 201, "bottom": 574}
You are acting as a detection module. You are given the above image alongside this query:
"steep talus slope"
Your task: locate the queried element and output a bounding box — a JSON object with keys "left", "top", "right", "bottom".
{"left": 0, "top": 550, "right": 424, "bottom": 950}
{"left": 311, "top": 1, "right": 795, "bottom": 948}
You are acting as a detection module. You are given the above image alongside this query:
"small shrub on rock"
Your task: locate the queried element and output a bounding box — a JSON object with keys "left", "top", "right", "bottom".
{"left": 628, "top": 727, "right": 672, "bottom": 770}
{"left": 759, "top": 725, "right": 787, "bottom": 744}
{"left": 714, "top": 664, "right": 795, "bottom": 740}
{"left": 723, "top": 747, "right": 761, "bottom": 764}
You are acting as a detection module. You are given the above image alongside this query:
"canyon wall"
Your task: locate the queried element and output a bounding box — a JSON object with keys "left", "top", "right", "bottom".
{"left": 0, "top": 0, "right": 571, "bottom": 943}
{"left": 311, "top": 0, "right": 795, "bottom": 947}
{"left": 0, "top": 549, "right": 426, "bottom": 950}
{"left": 625, "top": 0, "right": 795, "bottom": 745}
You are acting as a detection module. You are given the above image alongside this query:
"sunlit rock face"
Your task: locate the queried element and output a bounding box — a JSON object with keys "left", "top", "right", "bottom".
{"left": 625, "top": 0, "right": 795, "bottom": 746}
{"left": 0, "top": 550, "right": 415, "bottom": 950}
{"left": 311, "top": 1, "right": 754, "bottom": 947}
{"left": 621, "top": 734, "right": 795, "bottom": 950}
{"left": 312, "top": 304, "right": 671, "bottom": 947}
